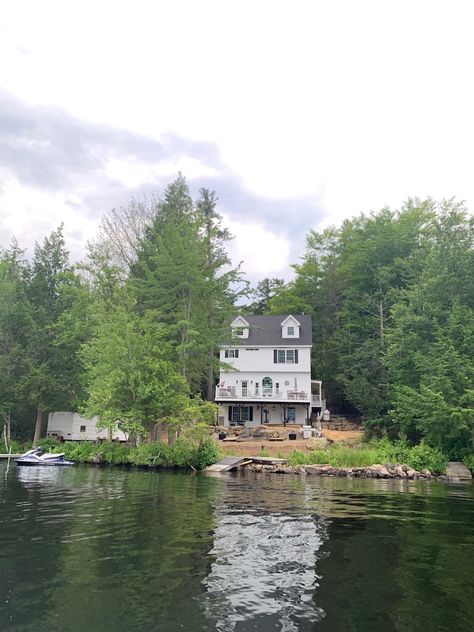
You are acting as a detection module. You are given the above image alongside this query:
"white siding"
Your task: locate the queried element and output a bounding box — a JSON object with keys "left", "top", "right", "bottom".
{"left": 220, "top": 346, "right": 311, "bottom": 373}
{"left": 47, "top": 412, "right": 127, "bottom": 441}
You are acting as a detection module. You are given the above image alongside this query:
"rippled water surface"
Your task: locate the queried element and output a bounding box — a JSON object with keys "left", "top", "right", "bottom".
{"left": 0, "top": 463, "right": 473, "bottom": 631}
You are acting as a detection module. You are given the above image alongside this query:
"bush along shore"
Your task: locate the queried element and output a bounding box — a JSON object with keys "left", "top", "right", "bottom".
{"left": 41, "top": 434, "right": 220, "bottom": 471}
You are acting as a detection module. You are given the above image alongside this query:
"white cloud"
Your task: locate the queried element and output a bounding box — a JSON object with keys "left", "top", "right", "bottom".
{"left": 105, "top": 156, "right": 219, "bottom": 189}
{"left": 1, "top": 0, "right": 473, "bottom": 276}
{"left": 225, "top": 216, "right": 291, "bottom": 281}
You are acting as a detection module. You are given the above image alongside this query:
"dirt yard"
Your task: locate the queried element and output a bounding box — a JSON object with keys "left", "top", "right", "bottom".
{"left": 217, "top": 429, "right": 364, "bottom": 458}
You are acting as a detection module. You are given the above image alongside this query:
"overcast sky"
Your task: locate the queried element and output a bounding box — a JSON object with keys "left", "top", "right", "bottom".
{"left": 1, "top": 0, "right": 473, "bottom": 282}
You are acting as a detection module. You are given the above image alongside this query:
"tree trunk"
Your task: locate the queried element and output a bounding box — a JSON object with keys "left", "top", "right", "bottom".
{"left": 33, "top": 407, "right": 43, "bottom": 447}
{"left": 206, "top": 344, "right": 215, "bottom": 401}
{"left": 379, "top": 299, "right": 384, "bottom": 348}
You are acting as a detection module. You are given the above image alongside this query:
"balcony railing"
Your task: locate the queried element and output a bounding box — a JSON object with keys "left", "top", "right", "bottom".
{"left": 215, "top": 387, "right": 314, "bottom": 402}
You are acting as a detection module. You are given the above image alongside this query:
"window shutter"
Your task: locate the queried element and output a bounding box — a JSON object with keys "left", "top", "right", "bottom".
{"left": 235, "top": 349, "right": 239, "bottom": 358}
{"left": 295, "top": 350, "right": 299, "bottom": 364}
{"left": 249, "top": 406, "right": 253, "bottom": 421}
{"left": 225, "top": 350, "right": 228, "bottom": 358}
{"left": 228, "top": 407, "right": 232, "bottom": 421}
{"left": 274, "top": 349, "right": 277, "bottom": 363}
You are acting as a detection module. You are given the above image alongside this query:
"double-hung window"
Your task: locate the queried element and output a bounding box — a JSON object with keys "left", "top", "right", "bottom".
{"left": 224, "top": 349, "right": 239, "bottom": 358}
{"left": 273, "top": 349, "right": 299, "bottom": 364}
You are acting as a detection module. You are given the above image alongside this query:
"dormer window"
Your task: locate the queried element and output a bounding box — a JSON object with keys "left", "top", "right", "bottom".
{"left": 230, "top": 316, "right": 250, "bottom": 339}
{"left": 281, "top": 315, "right": 300, "bottom": 338}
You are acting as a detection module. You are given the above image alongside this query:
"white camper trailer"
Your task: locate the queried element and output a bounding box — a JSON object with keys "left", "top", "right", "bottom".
{"left": 46, "top": 412, "right": 127, "bottom": 442}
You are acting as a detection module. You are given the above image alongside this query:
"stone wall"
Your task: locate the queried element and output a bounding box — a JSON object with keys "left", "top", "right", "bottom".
{"left": 243, "top": 462, "right": 435, "bottom": 479}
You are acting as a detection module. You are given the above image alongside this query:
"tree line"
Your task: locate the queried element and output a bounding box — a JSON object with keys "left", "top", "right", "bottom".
{"left": 1, "top": 180, "right": 473, "bottom": 459}
{"left": 249, "top": 198, "right": 474, "bottom": 459}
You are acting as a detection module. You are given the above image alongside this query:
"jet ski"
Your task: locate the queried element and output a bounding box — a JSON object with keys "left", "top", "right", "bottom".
{"left": 16, "top": 447, "right": 75, "bottom": 466}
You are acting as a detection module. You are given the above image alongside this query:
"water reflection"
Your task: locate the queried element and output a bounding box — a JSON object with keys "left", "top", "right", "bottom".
{"left": 17, "top": 466, "right": 63, "bottom": 487}
{"left": 204, "top": 474, "right": 328, "bottom": 631}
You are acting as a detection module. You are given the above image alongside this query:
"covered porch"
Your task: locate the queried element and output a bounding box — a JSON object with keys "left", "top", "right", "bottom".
{"left": 220, "top": 400, "right": 312, "bottom": 428}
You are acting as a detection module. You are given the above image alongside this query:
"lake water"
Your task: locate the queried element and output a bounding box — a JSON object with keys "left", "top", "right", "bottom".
{"left": 0, "top": 463, "right": 473, "bottom": 632}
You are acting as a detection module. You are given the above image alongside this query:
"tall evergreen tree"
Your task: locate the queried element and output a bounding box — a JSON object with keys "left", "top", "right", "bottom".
{"left": 22, "top": 226, "right": 84, "bottom": 443}
{"left": 132, "top": 176, "right": 244, "bottom": 396}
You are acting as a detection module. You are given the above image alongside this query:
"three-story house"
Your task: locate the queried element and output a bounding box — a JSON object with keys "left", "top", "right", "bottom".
{"left": 215, "top": 314, "right": 322, "bottom": 427}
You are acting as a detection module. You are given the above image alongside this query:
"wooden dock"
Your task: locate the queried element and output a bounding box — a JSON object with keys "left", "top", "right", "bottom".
{"left": 205, "top": 455, "right": 287, "bottom": 473}
{"left": 0, "top": 454, "right": 21, "bottom": 459}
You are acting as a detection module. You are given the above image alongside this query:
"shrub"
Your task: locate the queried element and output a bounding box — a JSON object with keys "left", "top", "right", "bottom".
{"left": 404, "top": 442, "right": 447, "bottom": 474}
{"left": 193, "top": 438, "right": 221, "bottom": 470}
{"left": 96, "top": 442, "right": 130, "bottom": 465}
{"left": 38, "top": 437, "right": 61, "bottom": 451}
{"left": 288, "top": 450, "right": 308, "bottom": 466}
{"left": 170, "top": 426, "right": 221, "bottom": 469}
{"left": 462, "top": 454, "right": 474, "bottom": 472}
{"left": 128, "top": 442, "right": 169, "bottom": 467}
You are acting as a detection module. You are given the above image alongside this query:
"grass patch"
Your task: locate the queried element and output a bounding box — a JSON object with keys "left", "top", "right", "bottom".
{"left": 288, "top": 438, "right": 447, "bottom": 473}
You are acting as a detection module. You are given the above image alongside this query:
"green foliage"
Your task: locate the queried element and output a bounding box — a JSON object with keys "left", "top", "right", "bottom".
{"left": 463, "top": 454, "right": 474, "bottom": 471}
{"left": 287, "top": 439, "right": 447, "bottom": 473}
{"left": 131, "top": 177, "right": 245, "bottom": 396}
{"left": 81, "top": 303, "right": 189, "bottom": 437}
{"left": 52, "top": 436, "right": 220, "bottom": 470}
{"left": 128, "top": 443, "right": 170, "bottom": 467}
{"left": 169, "top": 425, "right": 221, "bottom": 469}
{"left": 37, "top": 437, "right": 61, "bottom": 450}
{"left": 404, "top": 443, "right": 447, "bottom": 474}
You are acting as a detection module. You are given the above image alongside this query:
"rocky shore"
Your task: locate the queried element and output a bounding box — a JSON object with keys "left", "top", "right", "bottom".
{"left": 244, "top": 462, "right": 439, "bottom": 480}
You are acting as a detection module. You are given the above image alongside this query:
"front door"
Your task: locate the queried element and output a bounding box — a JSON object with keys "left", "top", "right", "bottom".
{"left": 262, "top": 376, "right": 273, "bottom": 397}
{"left": 241, "top": 381, "right": 248, "bottom": 397}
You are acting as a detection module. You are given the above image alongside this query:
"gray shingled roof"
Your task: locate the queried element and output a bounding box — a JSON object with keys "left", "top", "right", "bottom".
{"left": 230, "top": 314, "right": 312, "bottom": 346}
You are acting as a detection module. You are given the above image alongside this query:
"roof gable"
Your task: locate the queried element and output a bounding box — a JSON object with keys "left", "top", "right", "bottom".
{"left": 231, "top": 316, "right": 250, "bottom": 328}
{"left": 280, "top": 315, "right": 301, "bottom": 327}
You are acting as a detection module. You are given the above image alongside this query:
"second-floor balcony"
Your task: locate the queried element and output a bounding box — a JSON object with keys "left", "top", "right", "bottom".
{"left": 215, "top": 386, "right": 321, "bottom": 405}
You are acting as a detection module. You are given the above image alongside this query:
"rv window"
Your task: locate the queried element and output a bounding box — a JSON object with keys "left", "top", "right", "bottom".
{"left": 80, "top": 425, "right": 86, "bottom": 432}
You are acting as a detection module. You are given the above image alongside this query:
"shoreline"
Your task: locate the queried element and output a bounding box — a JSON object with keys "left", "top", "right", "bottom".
{"left": 241, "top": 462, "right": 453, "bottom": 481}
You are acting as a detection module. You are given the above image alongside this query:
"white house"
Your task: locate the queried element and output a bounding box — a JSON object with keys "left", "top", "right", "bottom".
{"left": 215, "top": 314, "right": 323, "bottom": 427}
{"left": 46, "top": 412, "right": 127, "bottom": 442}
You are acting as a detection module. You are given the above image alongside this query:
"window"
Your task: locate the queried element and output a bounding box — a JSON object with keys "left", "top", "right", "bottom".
{"left": 234, "top": 327, "right": 244, "bottom": 336}
{"left": 224, "top": 349, "right": 239, "bottom": 358}
{"left": 262, "top": 377, "right": 273, "bottom": 396}
{"left": 287, "top": 326, "right": 294, "bottom": 336}
{"left": 229, "top": 406, "right": 253, "bottom": 422}
{"left": 287, "top": 407, "right": 296, "bottom": 422}
{"left": 80, "top": 425, "right": 86, "bottom": 433}
{"left": 273, "top": 349, "right": 299, "bottom": 364}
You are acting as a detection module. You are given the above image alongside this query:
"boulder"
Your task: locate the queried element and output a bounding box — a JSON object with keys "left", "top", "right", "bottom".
{"left": 393, "top": 465, "right": 407, "bottom": 478}
{"left": 368, "top": 464, "right": 391, "bottom": 478}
